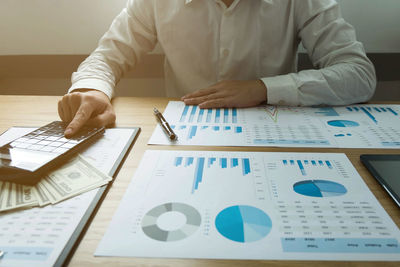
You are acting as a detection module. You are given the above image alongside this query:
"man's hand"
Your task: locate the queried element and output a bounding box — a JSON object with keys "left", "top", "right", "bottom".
{"left": 181, "top": 80, "right": 267, "bottom": 108}
{"left": 58, "top": 89, "right": 116, "bottom": 137}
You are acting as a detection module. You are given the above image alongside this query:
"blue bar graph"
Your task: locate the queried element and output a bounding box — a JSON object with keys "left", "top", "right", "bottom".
{"left": 188, "top": 126, "right": 198, "bottom": 140}
{"left": 215, "top": 109, "right": 221, "bottom": 123}
{"left": 297, "top": 160, "right": 306, "bottom": 175}
{"left": 235, "top": 127, "right": 242, "bottom": 133}
{"left": 315, "top": 107, "right": 340, "bottom": 116}
{"left": 282, "top": 159, "right": 335, "bottom": 175}
{"left": 197, "top": 109, "right": 204, "bottom": 123}
{"left": 206, "top": 109, "right": 212, "bottom": 122}
{"left": 224, "top": 109, "right": 229, "bottom": 123}
{"left": 185, "top": 157, "right": 194, "bottom": 167}
{"left": 189, "top": 106, "right": 197, "bottom": 122}
{"left": 231, "top": 158, "right": 238, "bottom": 168}
{"left": 180, "top": 105, "right": 190, "bottom": 122}
{"left": 361, "top": 107, "right": 378, "bottom": 124}
{"left": 208, "top": 157, "right": 216, "bottom": 167}
{"left": 388, "top": 108, "right": 398, "bottom": 116}
{"left": 232, "top": 108, "right": 237, "bottom": 123}
{"left": 192, "top": 157, "right": 205, "bottom": 193}
{"left": 174, "top": 156, "right": 251, "bottom": 193}
{"left": 220, "top": 158, "right": 227, "bottom": 168}
{"left": 224, "top": 126, "right": 231, "bottom": 131}
{"left": 174, "top": 157, "right": 183, "bottom": 166}
{"left": 213, "top": 126, "right": 220, "bottom": 131}
{"left": 242, "top": 158, "right": 251, "bottom": 175}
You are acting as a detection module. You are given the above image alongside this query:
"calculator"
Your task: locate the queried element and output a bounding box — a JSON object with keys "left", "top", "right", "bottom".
{"left": 0, "top": 121, "right": 105, "bottom": 185}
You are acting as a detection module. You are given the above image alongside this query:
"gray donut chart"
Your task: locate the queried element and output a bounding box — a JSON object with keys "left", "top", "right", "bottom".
{"left": 141, "top": 202, "right": 201, "bottom": 242}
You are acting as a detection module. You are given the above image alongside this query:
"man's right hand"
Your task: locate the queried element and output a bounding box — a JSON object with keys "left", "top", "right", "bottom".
{"left": 58, "top": 89, "right": 116, "bottom": 138}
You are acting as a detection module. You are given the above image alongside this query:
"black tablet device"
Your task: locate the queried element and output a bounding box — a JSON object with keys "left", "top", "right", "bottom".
{"left": 360, "top": 154, "right": 400, "bottom": 207}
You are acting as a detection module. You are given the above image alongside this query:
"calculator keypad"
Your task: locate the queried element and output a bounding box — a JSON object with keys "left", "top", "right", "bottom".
{"left": 9, "top": 121, "right": 102, "bottom": 155}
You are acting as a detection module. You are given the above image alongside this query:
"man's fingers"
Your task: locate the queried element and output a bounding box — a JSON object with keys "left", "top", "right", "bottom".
{"left": 198, "top": 98, "right": 229, "bottom": 109}
{"left": 61, "top": 97, "right": 73, "bottom": 122}
{"left": 87, "top": 109, "right": 116, "bottom": 128}
{"left": 64, "top": 104, "right": 93, "bottom": 137}
{"left": 181, "top": 88, "right": 217, "bottom": 100}
{"left": 57, "top": 100, "right": 66, "bottom": 122}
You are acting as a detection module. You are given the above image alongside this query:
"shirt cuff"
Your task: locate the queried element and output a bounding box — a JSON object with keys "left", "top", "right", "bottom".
{"left": 261, "top": 74, "right": 299, "bottom": 106}
{"left": 68, "top": 78, "right": 114, "bottom": 99}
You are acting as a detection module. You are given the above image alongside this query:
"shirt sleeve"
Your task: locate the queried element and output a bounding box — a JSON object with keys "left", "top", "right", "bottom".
{"left": 262, "top": 0, "right": 376, "bottom": 106}
{"left": 68, "top": 0, "right": 157, "bottom": 99}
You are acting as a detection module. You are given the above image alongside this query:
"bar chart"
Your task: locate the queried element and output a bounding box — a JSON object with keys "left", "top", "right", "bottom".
{"left": 149, "top": 102, "right": 400, "bottom": 149}
{"left": 173, "top": 156, "right": 251, "bottom": 193}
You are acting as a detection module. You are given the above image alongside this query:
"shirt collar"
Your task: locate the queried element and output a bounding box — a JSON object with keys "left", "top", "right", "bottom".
{"left": 185, "top": 0, "right": 273, "bottom": 5}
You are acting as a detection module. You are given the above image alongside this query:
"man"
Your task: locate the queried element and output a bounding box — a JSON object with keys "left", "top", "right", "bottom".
{"left": 58, "top": 0, "right": 376, "bottom": 137}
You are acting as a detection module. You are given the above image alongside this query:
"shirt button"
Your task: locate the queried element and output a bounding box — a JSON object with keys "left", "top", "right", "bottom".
{"left": 222, "top": 49, "right": 230, "bottom": 57}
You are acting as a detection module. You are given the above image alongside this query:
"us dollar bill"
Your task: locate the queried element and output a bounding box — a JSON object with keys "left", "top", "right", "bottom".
{"left": 1, "top": 154, "right": 112, "bottom": 212}
{"left": 0, "top": 183, "right": 38, "bottom": 212}
{"left": 37, "top": 155, "right": 112, "bottom": 204}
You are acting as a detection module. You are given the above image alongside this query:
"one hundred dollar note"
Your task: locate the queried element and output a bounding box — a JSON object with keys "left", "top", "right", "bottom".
{"left": 0, "top": 183, "right": 38, "bottom": 212}
{"left": 36, "top": 155, "right": 112, "bottom": 204}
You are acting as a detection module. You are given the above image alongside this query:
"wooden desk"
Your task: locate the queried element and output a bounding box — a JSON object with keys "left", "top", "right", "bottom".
{"left": 0, "top": 95, "right": 399, "bottom": 266}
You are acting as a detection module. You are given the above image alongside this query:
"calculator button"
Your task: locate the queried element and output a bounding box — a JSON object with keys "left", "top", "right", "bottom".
{"left": 57, "top": 137, "right": 69, "bottom": 143}
{"left": 52, "top": 147, "right": 69, "bottom": 154}
{"left": 61, "top": 143, "right": 75, "bottom": 149}
{"left": 46, "top": 136, "right": 60, "bottom": 141}
{"left": 38, "top": 140, "right": 52, "bottom": 146}
{"left": 49, "top": 141, "right": 64, "bottom": 147}
{"left": 26, "top": 139, "right": 40, "bottom": 144}
{"left": 28, "top": 144, "right": 45, "bottom": 150}
{"left": 41, "top": 146, "right": 55, "bottom": 152}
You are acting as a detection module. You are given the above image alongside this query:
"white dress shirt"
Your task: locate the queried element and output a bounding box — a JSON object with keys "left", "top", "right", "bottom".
{"left": 69, "top": 0, "right": 376, "bottom": 106}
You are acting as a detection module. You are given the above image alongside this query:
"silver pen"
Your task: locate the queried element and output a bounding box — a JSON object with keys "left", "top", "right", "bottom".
{"left": 154, "top": 108, "right": 178, "bottom": 141}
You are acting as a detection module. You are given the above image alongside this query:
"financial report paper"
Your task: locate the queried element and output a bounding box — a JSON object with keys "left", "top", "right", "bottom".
{"left": 0, "top": 127, "right": 138, "bottom": 267}
{"left": 96, "top": 150, "right": 400, "bottom": 261}
{"left": 149, "top": 101, "right": 400, "bottom": 148}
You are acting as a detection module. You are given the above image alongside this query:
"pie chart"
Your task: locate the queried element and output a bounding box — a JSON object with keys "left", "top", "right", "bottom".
{"left": 141, "top": 202, "right": 201, "bottom": 242}
{"left": 293, "top": 180, "right": 347, "bottom": 197}
{"left": 327, "top": 120, "right": 359, "bottom": 127}
{"left": 215, "top": 205, "right": 272, "bottom": 243}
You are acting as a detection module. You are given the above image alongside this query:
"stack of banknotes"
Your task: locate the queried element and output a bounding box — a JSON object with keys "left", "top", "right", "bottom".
{"left": 0, "top": 155, "right": 112, "bottom": 212}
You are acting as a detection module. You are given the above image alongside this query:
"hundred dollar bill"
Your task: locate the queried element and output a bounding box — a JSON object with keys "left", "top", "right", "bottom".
{"left": 39, "top": 155, "right": 112, "bottom": 204}
{"left": 0, "top": 181, "right": 8, "bottom": 210}
{"left": 0, "top": 183, "right": 38, "bottom": 212}
{"left": 32, "top": 182, "right": 52, "bottom": 206}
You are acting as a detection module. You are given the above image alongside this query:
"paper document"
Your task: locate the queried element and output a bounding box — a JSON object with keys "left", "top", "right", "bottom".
{"left": 0, "top": 127, "right": 138, "bottom": 267}
{"left": 149, "top": 101, "right": 400, "bottom": 148}
{"left": 96, "top": 150, "right": 400, "bottom": 261}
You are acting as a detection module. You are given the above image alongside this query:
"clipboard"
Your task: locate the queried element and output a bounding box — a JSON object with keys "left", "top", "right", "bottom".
{"left": 0, "top": 126, "right": 140, "bottom": 267}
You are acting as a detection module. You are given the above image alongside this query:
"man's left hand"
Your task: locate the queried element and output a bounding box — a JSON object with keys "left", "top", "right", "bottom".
{"left": 181, "top": 80, "right": 267, "bottom": 108}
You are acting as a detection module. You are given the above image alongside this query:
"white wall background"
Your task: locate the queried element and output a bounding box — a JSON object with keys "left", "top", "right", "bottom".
{"left": 0, "top": 0, "right": 399, "bottom": 55}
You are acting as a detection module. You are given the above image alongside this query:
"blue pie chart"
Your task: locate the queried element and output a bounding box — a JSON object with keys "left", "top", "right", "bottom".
{"left": 293, "top": 180, "right": 347, "bottom": 197}
{"left": 327, "top": 120, "right": 359, "bottom": 127}
{"left": 215, "top": 205, "right": 272, "bottom": 243}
